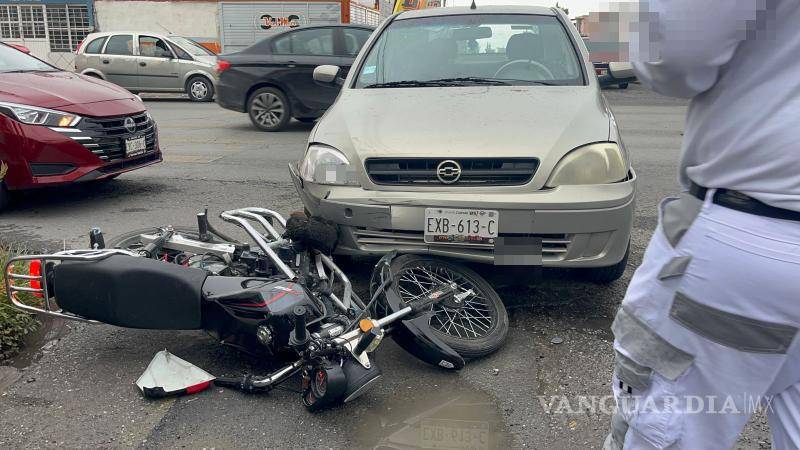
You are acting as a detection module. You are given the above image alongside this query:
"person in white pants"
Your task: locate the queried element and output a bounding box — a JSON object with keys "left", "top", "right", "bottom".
{"left": 605, "top": 1, "right": 800, "bottom": 448}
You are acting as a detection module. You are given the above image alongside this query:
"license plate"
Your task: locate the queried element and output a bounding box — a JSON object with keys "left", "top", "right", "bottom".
{"left": 424, "top": 208, "right": 498, "bottom": 244}
{"left": 421, "top": 419, "right": 489, "bottom": 450}
{"left": 125, "top": 136, "right": 147, "bottom": 157}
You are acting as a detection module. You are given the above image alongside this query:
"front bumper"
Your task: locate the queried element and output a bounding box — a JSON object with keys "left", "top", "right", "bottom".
{"left": 290, "top": 164, "right": 636, "bottom": 268}
{"left": 1, "top": 114, "right": 161, "bottom": 190}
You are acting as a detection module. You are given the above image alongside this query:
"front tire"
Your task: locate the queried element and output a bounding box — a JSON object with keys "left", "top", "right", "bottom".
{"left": 371, "top": 255, "right": 509, "bottom": 359}
{"left": 248, "top": 87, "right": 291, "bottom": 132}
{"left": 618, "top": 82, "right": 629, "bottom": 89}
{"left": 187, "top": 76, "right": 214, "bottom": 102}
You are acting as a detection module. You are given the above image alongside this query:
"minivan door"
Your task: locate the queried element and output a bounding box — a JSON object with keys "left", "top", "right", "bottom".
{"left": 136, "top": 35, "right": 181, "bottom": 90}
{"left": 100, "top": 34, "right": 139, "bottom": 89}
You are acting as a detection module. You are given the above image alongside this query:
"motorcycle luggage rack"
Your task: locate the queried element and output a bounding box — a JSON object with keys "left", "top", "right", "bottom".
{"left": 4, "top": 249, "right": 137, "bottom": 321}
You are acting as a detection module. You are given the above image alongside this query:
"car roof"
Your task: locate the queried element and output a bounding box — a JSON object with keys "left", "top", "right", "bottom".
{"left": 84, "top": 31, "right": 175, "bottom": 38}
{"left": 396, "top": 5, "right": 557, "bottom": 19}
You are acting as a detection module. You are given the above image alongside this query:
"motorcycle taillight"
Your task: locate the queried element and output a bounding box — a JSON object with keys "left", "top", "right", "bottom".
{"left": 29, "top": 260, "right": 43, "bottom": 298}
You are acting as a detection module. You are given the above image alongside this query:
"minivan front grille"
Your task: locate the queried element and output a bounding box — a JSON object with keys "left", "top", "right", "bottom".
{"left": 352, "top": 228, "right": 571, "bottom": 261}
{"left": 365, "top": 158, "right": 538, "bottom": 186}
{"left": 74, "top": 112, "right": 157, "bottom": 161}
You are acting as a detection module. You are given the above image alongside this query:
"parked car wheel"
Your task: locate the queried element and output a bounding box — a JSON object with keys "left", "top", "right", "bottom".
{"left": 618, "top": 82, "right": 629, "bottom": 89}
{"left": 580, "top": 242, "right": 629, "bottom": 284}
{"left": 248, "top": 87, "right": 291, "bottom": 132}
{"left": 187, "top": 76, "right": 214, "bottom": 102}
{"left": 370, "top": 255, "right": 509, "bottom": 359}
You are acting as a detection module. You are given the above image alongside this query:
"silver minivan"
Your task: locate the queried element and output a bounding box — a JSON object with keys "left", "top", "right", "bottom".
{"left": 293, "top": 6, "right": 637, "bottom": 284}
{"left": 75, "top": 32, "right": 218, "bottom": 102}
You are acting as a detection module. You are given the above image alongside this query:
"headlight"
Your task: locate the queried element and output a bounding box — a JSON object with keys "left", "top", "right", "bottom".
{"left": 545, "top": 142, "right": 628, "bottom": 187}
{"left": 299, "top": 144, "right": 359, "bottom": 186}
{"left": 0, "top": 101, "right": 81, "bottom": 127}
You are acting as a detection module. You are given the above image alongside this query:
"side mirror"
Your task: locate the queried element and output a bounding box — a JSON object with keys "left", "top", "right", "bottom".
{"left": 314, "top": 65, "right": 342, "bottom": 86}
{"left": 608, "top": 62, "right": 635, "bottom": 80}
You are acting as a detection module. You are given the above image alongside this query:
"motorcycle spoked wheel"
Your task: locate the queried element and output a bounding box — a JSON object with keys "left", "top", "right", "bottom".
{"left": 369, "top": 255, "right": 509, "bottom": 359}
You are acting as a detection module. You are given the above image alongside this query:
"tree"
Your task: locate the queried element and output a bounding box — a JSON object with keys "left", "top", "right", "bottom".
{"left": 555, "top": 2, "right": 569, "bottom": 16}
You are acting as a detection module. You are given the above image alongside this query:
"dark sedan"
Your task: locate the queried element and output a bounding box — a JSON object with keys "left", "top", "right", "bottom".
{"left": 215, "top": 25, "right": 374, "bottom": 132}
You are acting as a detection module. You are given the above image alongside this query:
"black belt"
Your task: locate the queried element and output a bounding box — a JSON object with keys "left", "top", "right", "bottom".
{"left": 689, "top": 182, "right": 800, "bottom": 222}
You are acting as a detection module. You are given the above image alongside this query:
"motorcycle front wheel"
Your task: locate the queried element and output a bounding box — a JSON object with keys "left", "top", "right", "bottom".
{"left": 370, "top": 255, "right": 509, "bottom": 359}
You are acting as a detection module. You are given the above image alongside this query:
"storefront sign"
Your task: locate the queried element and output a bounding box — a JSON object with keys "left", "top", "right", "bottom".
{"left": 258, "top": 14, "right": 302, "bottom": 29}
{"left": 393, "top": 0, "right": 440, "bottom": 13}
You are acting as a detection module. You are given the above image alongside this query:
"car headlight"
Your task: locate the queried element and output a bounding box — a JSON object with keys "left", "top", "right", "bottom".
{"left": 299, "top": 144, "right": 360, "bottom": 186}
{"left": 545, "top": 142, "right": 628, "bottom": 187}
{"left": 0, "top": 101, "right": 81, "bottom": 127}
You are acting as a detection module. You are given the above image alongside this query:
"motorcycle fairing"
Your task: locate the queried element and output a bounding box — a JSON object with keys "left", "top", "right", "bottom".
{"left": 136, "top": 350, "right": 215, "bottom": 398}
{"left": 54, "top": 255, "right": 207, "bottom": 329}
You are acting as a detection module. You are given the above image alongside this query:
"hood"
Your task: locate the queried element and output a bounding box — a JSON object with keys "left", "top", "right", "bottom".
{"left": 314, "top": 86, "right": 610, "bottom": 164}
{"left": 0, "top": 71, "right": 134, "bottom": 109}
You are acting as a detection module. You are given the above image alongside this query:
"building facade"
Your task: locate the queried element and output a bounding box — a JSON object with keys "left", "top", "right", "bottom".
{"left": 1, "top": 0, "right": 382, "bottom": 66}
{"left": 1, "top": 0, "right": 94, "bottom": 68}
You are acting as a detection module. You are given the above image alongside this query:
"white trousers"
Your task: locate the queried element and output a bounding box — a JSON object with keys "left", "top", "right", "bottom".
{"left": 605, "top": 191, "right": 800, "bottom": 450}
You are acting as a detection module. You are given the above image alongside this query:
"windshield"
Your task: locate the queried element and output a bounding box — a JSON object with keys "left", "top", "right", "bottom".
{"left": 0, "top": 44, "right": 58, "bottom": 73}
{"left": 354, "top": 14, "right": 584, "bottom": 88}
{"left": 170, "top": 36, "right": 216, "bottom": 56}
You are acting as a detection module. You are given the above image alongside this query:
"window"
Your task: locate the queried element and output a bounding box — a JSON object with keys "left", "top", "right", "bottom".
{"left": 341, "top": 28, "right": 372, "bottom": 56}
{"left": 169, "top": 36, "right": 215, "bottom": 56}
{"left": 0, "top": 43, "right": 56, "bottom": 72}
{"left": 84, "top": 36, "right": 107, "bottom": 54}
{"left": 169, "top": 42, "right": 191, "bottom": 60}
{"left": 0, "top": 6, "right": 20, "bottom": 39}
{"left": 272, "top": 34, "right": 292, "bottom": 54}
{"left": 19, "top": 6, "right": 45, "bottom": 39}
{"left": 46, "top": 5, "right": 92, "bottom": 52}
{"left": 104, "top": 34, "right": 133, "bottom": 56}
{"left": 355, "top": 14, "right": 584, "bottom": 88}
{"left": 272, "top": 28, "right": 334, "bottom": 56}
{"left": 139, "top": 36, "right": 172, "bottom": 58}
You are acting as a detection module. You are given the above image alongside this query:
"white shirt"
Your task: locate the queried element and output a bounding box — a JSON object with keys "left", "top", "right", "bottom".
{"left": 630, "top": 0, "right": 800, "bottom": 211}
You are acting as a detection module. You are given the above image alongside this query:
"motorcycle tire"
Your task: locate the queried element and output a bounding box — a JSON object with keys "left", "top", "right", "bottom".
{"left": 370, "top": 255, "right": 509, "bottom": 359}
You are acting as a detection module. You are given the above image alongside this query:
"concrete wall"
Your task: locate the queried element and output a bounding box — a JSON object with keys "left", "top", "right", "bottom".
{"left": 94, "top": 1, "right": 219, "bottom": 44}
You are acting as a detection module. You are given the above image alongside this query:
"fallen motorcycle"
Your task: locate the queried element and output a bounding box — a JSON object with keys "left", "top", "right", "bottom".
{"left": 4, "top": 207, "right": 507, "bottom": 411}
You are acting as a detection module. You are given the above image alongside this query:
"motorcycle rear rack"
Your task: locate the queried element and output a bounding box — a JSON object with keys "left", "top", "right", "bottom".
{"left": 4, "top": 249, "right": 137, "bottom": 321}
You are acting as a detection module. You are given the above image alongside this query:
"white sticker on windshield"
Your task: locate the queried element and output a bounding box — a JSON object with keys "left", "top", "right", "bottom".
{"left": 362, "top": 65, "right": 376, "bottom": 75}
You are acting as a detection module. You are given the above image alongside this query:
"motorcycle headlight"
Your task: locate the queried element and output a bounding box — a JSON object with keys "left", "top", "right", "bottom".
{"left": 299, "top": 144, "right": 360, "bottom": 186}
{"left": 545, "top": 142, "right": 628, "bottom": 187}
{"left": 0, "top": 101, "right": 81, "bottom": 127}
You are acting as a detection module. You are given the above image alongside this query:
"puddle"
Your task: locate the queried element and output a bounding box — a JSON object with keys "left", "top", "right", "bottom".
{"left": 352, "top": 387, "right": 512, "bottom": 450}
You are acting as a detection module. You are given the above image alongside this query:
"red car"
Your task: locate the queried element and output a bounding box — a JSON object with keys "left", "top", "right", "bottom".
{"left": 0, "top": 43, "right": 161, "bottom": 210}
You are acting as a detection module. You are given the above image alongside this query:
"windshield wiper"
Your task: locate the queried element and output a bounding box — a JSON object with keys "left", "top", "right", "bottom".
{"left": 427, "top": 77, "right": 511, "bottom": 86}
{"left": 364, "top": 80, "right": 454, "bottom": 88}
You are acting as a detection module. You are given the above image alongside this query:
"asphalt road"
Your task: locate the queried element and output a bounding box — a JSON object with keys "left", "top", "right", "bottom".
{"left": 0, "top": 85, "right": 771, "bottom": 449}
